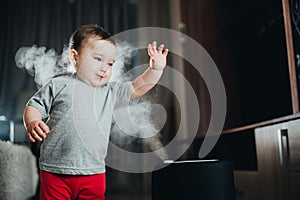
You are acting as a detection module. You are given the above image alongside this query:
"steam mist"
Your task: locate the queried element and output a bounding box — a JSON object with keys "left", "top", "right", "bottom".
{"left": 15, "top": 45, "right": 74, "bottom": 89}
{"left": 15, "top": 41, "right": 168, "bottom": 161}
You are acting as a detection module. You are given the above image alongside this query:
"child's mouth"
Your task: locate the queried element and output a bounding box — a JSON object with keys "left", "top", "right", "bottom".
{"left": 97, "top": 74, "right": 104, "bottom": 79}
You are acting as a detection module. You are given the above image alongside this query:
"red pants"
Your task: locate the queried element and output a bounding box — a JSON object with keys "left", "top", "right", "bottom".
{"left": 40, "top": 170, "right": 106, "bottom": 200}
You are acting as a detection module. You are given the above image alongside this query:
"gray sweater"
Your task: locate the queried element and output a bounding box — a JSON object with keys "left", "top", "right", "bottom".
{"left": 27, "top": 75, "right": 133, "bottom": 175}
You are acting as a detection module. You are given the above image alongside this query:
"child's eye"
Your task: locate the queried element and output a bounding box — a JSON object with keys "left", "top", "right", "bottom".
{"left": 108, "top": 63, "right": 114, "bottom": 67}
{"left": 94, "top": 57, "right": 102, "bottom": 62}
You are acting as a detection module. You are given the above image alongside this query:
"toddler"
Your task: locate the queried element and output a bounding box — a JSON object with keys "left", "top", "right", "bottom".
{"left": 23, "top": 24, "right": 168, "bottom": 200}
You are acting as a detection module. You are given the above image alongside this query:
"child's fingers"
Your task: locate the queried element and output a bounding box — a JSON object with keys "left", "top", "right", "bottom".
{"left": 35, "top": 125, "right": 47, "bottom": 139}
{"left": 152, "top": 41, "right": 157, "bottom": 53}
{"left": 157, "top": 44, "right": 164, "bottom": 53}
{"left": 39, "top": 122, "right": 50, "bottom": 134}
{"left": 31, "top": 129, "right": 43, "bottom": 142}
{"left": 148, "top": 44, "right": 155, "bottom": 56}
{"left": 163, "top": 49, "right": 169, "bottom": 56}
{"left": 27, "top": 132, "right": 36, "bottom": 142}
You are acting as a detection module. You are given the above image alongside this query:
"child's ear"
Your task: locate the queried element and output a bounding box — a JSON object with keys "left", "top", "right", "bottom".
{"left": 69, "top": 49, "right": 78, "bottom": 65}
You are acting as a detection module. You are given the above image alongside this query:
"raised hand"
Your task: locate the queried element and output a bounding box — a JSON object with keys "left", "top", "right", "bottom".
{"left": 148, "top": 41, "right": 169, "bottom": 70}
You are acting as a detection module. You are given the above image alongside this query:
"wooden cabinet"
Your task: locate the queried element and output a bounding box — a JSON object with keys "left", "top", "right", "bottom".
{"left": 286, "top": 120, "right": 300, "bottom": 171}
{"left": 286, "top": 120, "right": 300, "bottom": 199}
{"left": 255, "top": 123, "right": 289, "bottom": 200}
{"left": 222, "top": 118, "right": 300, "bottom": 200}
{"left": 254, "top": 119, "right": 300, "bottom": 200}
{"left": 180, "top": 0, "right": 300, "bottom": 199}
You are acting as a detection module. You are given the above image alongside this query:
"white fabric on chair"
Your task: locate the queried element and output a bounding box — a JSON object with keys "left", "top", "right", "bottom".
{"left": 0, "top": 140, "right": 38, "bottom": 200}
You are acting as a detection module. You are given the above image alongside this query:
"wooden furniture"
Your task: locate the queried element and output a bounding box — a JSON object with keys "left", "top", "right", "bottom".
{"left": 180, "top": 0, "right": 300, "bottom": 199}
{"left": 229, "top": 118, "right": 300, "bottom": 200}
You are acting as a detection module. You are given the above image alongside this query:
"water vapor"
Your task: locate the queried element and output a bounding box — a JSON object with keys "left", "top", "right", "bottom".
{"left": 15, "top": 46, "right": 74, "bottom": 89}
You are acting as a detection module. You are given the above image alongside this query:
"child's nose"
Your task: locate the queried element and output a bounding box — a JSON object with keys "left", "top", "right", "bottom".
{"left": 99, "top": 63, "right": 109, "bottom": 71}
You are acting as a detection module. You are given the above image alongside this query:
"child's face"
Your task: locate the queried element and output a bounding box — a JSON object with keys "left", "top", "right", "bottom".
{"left": 74, "top": 38, "right": 116, "bottom": 87}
